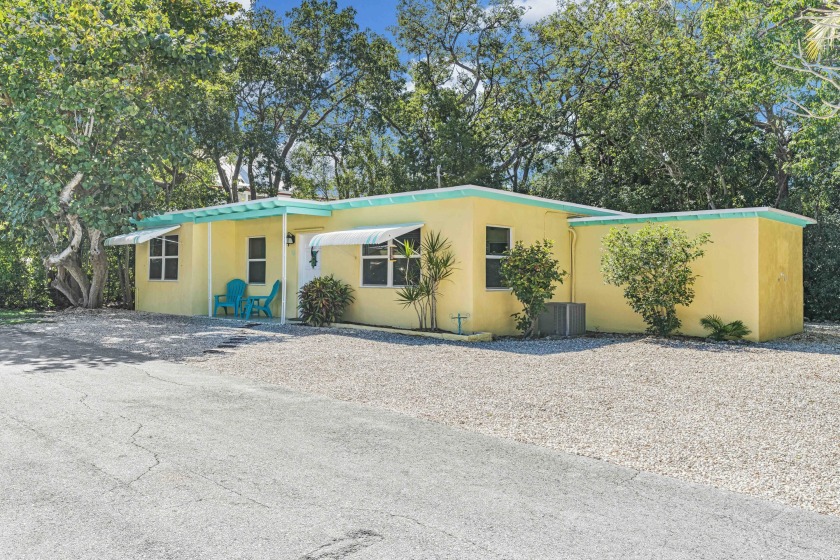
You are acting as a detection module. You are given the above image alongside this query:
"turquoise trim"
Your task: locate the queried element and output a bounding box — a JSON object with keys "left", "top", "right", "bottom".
{"left": 326, "top": 186, "right": 623, "bottom": 217}
{"left": 568, "top": 209, "right": 815, "bottom": 228}
{"left": 133, "top": 185, "right": 624, "bottom": 230}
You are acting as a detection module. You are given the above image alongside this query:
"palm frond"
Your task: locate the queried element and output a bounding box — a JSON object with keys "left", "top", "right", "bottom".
{"left": 805, "top": 8, "right": 840, "bottom": 60}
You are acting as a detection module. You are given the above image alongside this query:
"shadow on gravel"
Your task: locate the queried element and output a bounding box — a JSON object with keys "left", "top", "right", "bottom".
{"left": 252, "top": 323, "right": 631, "bottom": 356}
{"left": 0, "top": 328, "right": 154, "bottom": 373}
{"left": 252, "top": 322, "right": 840, "bottom": 357}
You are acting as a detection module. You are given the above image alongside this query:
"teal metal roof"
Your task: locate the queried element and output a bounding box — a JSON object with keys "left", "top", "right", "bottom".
{"left": 567, "top": 207, "right": 817, "bottom": 228}
{"left": 133, "top": 185, "right": 627, "bottom": 230}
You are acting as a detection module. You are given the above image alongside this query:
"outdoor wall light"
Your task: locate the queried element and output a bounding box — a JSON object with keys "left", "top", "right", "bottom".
{"left": 286, "top": 232, "right": 296, "bottom": 245}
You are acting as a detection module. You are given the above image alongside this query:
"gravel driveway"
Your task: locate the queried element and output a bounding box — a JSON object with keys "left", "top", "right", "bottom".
{"left": 16, "top": 309, "right": 840, "bottom": 517}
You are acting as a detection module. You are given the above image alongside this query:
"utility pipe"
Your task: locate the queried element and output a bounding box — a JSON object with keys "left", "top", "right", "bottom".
{"left": 207, "top": 222, "right": 213, "bottom": 317}
{"left": 281, "top": 212, "right": 287, "bottom": 325}
{"left": 569, "top": 227, "right": 577, "bottom": 303}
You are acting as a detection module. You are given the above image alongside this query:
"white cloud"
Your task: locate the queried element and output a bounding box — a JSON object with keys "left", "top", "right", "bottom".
{"left": 233, "top": 0, "right": 251, "bottom": 11}
{"left": 514, "top": 0, "right": 560, "bottom": 24}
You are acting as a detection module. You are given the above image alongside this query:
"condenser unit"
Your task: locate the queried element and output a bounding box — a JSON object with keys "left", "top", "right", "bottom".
{"left": 537, "top": 302, "right": 586, "bottom": 337}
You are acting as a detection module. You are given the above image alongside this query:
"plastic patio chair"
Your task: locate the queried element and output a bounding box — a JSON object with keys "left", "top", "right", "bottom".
{"left": 242, "top": 280, "right": 281, "bottom": 319}
{"left": 214, "top": 279, "right": 247, "bottom": 317}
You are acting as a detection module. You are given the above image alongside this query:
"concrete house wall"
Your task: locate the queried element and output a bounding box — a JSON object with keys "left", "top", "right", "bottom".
{"left": 130, "top": 186, "right": 811, "bottom": 341}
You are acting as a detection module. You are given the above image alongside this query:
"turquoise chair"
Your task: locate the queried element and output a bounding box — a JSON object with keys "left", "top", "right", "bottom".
{"left": 242, "top": 280, "right": 281, "bottom": 319}
{"left": 214, "top": 279, "right": 247, "bottom": 317}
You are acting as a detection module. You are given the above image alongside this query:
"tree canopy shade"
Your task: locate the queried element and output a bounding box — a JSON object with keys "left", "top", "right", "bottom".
{"left": 0, "top": 0, "right": 233, "bottom": 307}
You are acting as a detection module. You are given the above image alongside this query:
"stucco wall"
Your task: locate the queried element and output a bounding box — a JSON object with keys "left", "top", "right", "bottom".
{"left": 135, "top": 200, "right": 806, "bottom": 341}
{"left": 136, "top": 222, "right": 199, "bottom": 316}
{"left": 571, "top": 218, "right": 763, "bottom": 340}
{"left": 468, "top": 198, "right": 573, "bottom": 335}
{"left": 757, "top": 218, "right": 804, "bottom": 340}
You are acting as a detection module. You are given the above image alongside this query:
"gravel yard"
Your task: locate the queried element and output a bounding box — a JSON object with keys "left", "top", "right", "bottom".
{"left": 13, "top": 309, "right": 840, "bottom": 517}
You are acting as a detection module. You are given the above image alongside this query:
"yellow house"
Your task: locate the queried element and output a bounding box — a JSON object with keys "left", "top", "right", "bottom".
{"left": 105, "top": 185, "right": 816, "bottom": 341}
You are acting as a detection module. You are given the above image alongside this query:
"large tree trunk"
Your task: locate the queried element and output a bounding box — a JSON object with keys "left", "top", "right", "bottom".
{"left": 87, "top": 228, "right": 108, "bottom": 309}
{"left": 42, "top": 173, "right": 109, "bottom": 309}
{"left": 120, "top": 245, "right": 134, "bottom": 308}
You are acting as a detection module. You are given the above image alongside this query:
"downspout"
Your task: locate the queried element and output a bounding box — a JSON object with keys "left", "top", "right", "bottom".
{"left": 545, "top": 211, "right": 574, "bottom": 302}
{"left": 569, "top": 227, "right": 577, "bottom": 303}
{"left": 207, "top": 222, "right": 213, "bottom": 317}
{"left": 281, "top": 212, "right": 287, "bottom": 325}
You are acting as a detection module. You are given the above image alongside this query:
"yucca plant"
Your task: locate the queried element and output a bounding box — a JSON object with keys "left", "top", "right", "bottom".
{"left": 394, "top": 231, "right": 456, "bottom": 331}
{"left": 700, "top": 315, "right": 752, "bottom": 341}
{"left": 395, "top": 240, "right": 429, "bottom": 328}
{"left": 298, "top": 275, "right": 355, "bottom": 327}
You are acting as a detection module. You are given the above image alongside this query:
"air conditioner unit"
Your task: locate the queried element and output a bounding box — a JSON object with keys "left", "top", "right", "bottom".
{"left": 537, "top": 302, "right": 586, "bottom": 337}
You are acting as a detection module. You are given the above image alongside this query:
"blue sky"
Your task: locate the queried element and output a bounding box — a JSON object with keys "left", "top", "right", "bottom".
{"left": 257, "top": 0, "right": 398, "bottom": 36}
{"left": 251, "top": 1, "right": 559, "bottom": 37}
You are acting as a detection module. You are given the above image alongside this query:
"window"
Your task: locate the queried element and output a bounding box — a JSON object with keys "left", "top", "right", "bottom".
{"left": 486, "top": 226, "right": 510, "bottom": 289}
{"left": 361, "top": 228, "right": 421, "bottom": 287}
{"left": 248, "top": 237, "right": 267, "bottom": 284}
{"left": 149, "top": 235, "right": 179, "bottom": 281}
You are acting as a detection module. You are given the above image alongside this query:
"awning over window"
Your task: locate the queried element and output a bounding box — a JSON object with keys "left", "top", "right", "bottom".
{"left": 310, "top": 223, "right": 424, "bottom": 248}
{"left": 104, "top": 225, "right": 180, "bottom": 247}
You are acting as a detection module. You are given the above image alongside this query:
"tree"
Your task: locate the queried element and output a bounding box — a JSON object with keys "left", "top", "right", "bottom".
{"left": 601, "top": 224, "right": 710, "bottom": 337}
{"left": 0, "top": 0, "right": 232, "bottom": 307}
{"left": 394, "top": 0, "right": 564, "bottom": 192}
{"left": 194, "top": 1, "right": 402, "bottom": 201}
{"left": 499, "top": 240, "right": 566, "bottom": 338}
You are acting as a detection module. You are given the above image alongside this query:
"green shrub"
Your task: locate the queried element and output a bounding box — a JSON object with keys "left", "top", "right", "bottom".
{"left": 601, "top": 224, "right": 711, "bottom": 337}
{"left": 803, "top": 213, "right": 840, "bottom": 321}
{"left": 0, "top": 234, "right": 51, "bottom": 309}
{"left": 700, "top": 315, "right": 752, "bottom": 341}
{"left": 298, "top": 275, "right": 355, "bottom": 327}
{"left": 500, "top": 239, "right": 567, "bottom": 338}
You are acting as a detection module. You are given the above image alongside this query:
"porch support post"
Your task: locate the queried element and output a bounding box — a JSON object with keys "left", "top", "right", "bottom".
{"left": 207, "top": 222, "right": 213, "bottom": 317}
{"left": 281, "top": 211, "right": 287, "bottom": 325}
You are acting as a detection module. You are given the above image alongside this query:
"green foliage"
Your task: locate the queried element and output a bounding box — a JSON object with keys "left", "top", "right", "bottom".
{"left": 298, "top": 275, "right": 355, "bottom": 326}
{"left": 0, "top": 0, "right": 230, "bottom": 307}
{"left": 499, "top": 240, "right": 567, "bottom": 338}
{"left": 700, "top": 315, "right": 752, "bottom": 341}
{"left": 0, "top": 232, "right": 51, "bottom": 309}
{"left": 803, "top": 213, "right": 840, "bottom": 320}
{"left": 394, "top": 231, "right": 456, "bottom": 330}
{"left": 601, "top": 224, "right": 711, "bottom": 337}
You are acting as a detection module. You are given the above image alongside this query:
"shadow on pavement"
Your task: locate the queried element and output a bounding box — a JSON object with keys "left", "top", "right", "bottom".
{"left": 0, "top": 327, "right": 154, "bottom": 373}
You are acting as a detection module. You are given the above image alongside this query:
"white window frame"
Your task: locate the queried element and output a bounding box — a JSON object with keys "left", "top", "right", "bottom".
{"left": 148, "top": 235, "right": 179, "bottom": 282}
{"left": 247, "top": 236, "right": 267, "bottom": 285}
{"left": 360, "top": 230, "right": 421, "bottom": 288}
{"left": 485, "top": 225, "right": 512, "bottom": 291}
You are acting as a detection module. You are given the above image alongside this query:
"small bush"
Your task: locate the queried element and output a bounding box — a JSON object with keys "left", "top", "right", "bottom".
{"left": 298, "top": 275, "right": 355, "bottom": 327}
{"left": 601, "top": 223, "right": 711, "bottom": 337}
{"left": 500, "top": 239, "right": 567, "bottom": 338}
{"left": 700, "top": 315, "right": 752, "bottom": 341}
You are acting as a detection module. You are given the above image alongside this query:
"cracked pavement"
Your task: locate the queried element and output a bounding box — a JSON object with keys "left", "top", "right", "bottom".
{"left": 1, "top": 328, "right": 839, "bottom": 559}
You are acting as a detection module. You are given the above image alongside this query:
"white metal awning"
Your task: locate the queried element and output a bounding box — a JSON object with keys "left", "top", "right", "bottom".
{"left": 310, "top": 223, "right": 424, "bottom": 247}
{"left": 104, "top": 225, "right": 180, "bottom": 246}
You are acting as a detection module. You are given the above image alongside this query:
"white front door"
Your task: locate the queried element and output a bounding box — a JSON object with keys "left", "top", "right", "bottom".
{"left": 297, "top": 233, "right": 322, "bottom": 291}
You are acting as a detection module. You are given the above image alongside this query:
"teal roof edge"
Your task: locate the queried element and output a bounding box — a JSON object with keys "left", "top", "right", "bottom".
{"left": 132, "top": 185, "right": 626, "bottom": 230}
{"left": 567, "top": 208, "right": 816, "bottom": 228}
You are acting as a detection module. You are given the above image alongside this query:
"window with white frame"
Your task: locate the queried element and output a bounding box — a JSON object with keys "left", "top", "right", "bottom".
{"left": 361, "top": 228, "right": 421, "bottom": 287}
{"left": 485, "top": 226, "right": 511, "bottom": 289}
{"left": 149, "top": 235, "right": 179, "bottom": 281}
{"left": 248, "top": 237, "right": 267, "bottom": 284}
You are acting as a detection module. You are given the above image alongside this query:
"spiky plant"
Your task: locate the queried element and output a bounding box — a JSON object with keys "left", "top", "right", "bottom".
{"left": 700, "top": 315, "right": 752, "bottom": 341}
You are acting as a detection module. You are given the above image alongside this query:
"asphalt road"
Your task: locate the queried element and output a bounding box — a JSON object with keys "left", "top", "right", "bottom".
{"left": 1, "top": 328, "right": 838, "bottom": 559}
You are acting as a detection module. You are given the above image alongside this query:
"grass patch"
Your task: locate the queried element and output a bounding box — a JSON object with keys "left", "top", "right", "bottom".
{"left": 0, "top": 309, "right": 49, "bottom": 325}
